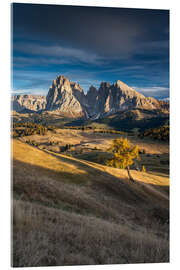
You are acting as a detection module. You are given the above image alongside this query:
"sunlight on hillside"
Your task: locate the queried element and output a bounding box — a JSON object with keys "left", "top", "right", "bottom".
{"left": 12, "top": 139, "right": 169, "bottom": 188}
{"left": 104, "top": 166, "right": 169, "bottom": 186}
{"left": 12, "top": 139, "right": 87, "bottom": 176}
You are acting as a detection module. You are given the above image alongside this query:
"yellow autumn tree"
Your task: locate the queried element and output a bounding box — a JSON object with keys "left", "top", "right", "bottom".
{"left": 106, "top": 137, "right": 140, "bottom": 182}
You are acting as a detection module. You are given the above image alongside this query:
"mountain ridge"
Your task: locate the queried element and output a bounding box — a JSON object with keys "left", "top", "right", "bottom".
{"left": 12, "top": 94, "right": 46, "bottom": 113}
{"left": 12, "top": 75, "right": 169, "bottom": 119}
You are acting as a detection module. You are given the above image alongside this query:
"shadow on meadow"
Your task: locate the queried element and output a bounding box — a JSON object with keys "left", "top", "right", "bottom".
{"left": 12, "top": 153, "right": 169, "bottom": 267}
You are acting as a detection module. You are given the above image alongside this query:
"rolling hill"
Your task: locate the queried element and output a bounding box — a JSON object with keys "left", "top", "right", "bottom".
{"left": 90, "top": 108, "right": 169, "bottom": 132}
{"left": 12, "top": 139, "right": 169, "bottom": 267}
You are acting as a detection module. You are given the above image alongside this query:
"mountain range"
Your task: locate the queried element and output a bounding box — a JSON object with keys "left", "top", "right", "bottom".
{"left": 12, "top": 94, "right": 46, "bottom": 113}
{"left": 12, "top": 75, "right": 169, "bottom": 119}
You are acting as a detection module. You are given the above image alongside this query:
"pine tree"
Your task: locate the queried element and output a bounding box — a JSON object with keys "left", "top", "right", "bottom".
{"left": 106, "top": 137, "right": 140, "bottom": 182}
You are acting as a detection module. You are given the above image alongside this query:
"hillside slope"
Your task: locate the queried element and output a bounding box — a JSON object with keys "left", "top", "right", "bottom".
{"left": 92, "top": 108, "right": 169, "bottom": 132}
{"left": 12, "top": 139, "right": 169, "bottom": 267}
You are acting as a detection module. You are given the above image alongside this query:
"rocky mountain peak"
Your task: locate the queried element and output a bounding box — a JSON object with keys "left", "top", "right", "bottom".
{"left": 55, "top": 75, "right": 68, "bottom": 83}
{"left": 12, "top": 94, "right": 46, "bottom": 112}
{"left": 45, "top": 75, "right": 87, "bottom": 117}
{"left": 12, "top": 75, "right": 169, "bottom": 119}
{"left": 53, "top": 75, "right": 71, "bottom": 92}
{"left": 45, "top": 76, "right": 169, "bottom": 118}
{"left": 116, "top": 80, "right": 123, "bottom": 88}
{"left": 70, "top": 82, "right": 83, "bottom": 93}
{"left": 115, "top": 80, "right": 141, "bottom": 96}
{"left": 99, "top": 82, "right": 110, "bottom": 90}
{"left": 87, "top": 86, "right": 98, "bottom": 95}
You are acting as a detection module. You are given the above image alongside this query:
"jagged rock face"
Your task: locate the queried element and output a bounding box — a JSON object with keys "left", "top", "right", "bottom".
{"left": 158, "top": 100, "right": 169, "bottom": 113}
{"left": 12, "top": 95, "right": 46, "bottom": 112}
{"left": 46, "top": 75, "right": 87, "bottom": 117}
{"left": 86, "top": 86, "right": 99, "bottom": 118}
{"left": 86, "top": 80, "right": 161, "bottom": 118}
{"left": 12, "top": 75, "right": 168, "bottom": 119}
{"left": 70, "top": 82, "right": 88, "bottom": 109}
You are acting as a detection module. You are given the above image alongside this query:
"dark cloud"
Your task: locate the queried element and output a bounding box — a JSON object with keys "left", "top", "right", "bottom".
{"left": 12, "top": 3, "right": 169, "bottom": 98}
{"left": 12, "top": 4, "right": 169, "bottom": 57}
{"left": 13, "top": 43, "right": 104, "bottom": 65}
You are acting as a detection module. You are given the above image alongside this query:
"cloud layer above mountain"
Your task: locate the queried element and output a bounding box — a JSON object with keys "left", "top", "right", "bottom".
{"left": 12, "top": 3, "right": 169, "bottom": 99}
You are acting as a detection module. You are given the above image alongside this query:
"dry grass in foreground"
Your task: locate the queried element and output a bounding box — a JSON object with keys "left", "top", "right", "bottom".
{"left": 12, "top": 139, "right": 169, "bottom": 267}
{"left": 13, "top": 199, "right": 169, "bottom": 267}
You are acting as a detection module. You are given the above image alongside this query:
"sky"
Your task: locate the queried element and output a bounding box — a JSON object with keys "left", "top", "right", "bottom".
{"left": 12, "top": 3, "right": 169, "bottom": 99}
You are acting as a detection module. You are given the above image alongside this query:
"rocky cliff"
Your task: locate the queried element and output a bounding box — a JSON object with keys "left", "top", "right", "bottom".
{"left": 45, "top": 75, "right": 163, "bottom": 119}
{"left": 12, "top": 75, "right": 168, "bottom": 119}
{"left": 85, "top": 80, "right": 161, "bottom": 118}
{"left": 12, "top": 95, "right": 46, "bottom": 112}
{"left": 46, "top": 75, "right": 88, "bottom": 117}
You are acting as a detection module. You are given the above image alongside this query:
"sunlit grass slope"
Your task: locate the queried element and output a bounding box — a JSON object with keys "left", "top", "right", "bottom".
{"left": 12, "top": 139, "right": 169, "bottom": 267}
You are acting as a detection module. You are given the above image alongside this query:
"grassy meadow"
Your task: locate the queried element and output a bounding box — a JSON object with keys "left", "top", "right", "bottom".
{"left": 12, "top": 124, "right": 169, "bottom": 267}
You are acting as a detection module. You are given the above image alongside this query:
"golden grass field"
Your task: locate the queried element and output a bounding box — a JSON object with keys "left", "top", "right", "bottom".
{"left": 12, "top": 133, "right": 169, "bottom": 267}
{"left": 20, "top": 128, "right": 169, "bottom": 153}
{"left": 20, "top": 128, "right": 169, "bottom": 175}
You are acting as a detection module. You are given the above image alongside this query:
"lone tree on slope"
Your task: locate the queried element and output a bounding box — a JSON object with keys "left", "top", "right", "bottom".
{"left": 106, "top": 137, "right": 140, "bottom": 182}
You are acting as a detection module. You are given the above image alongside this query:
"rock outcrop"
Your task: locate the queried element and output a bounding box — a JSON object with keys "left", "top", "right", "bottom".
{"left": 12, "top": 75, "right": 168, "bottom": 119}
{"left": 12, "top": 95, "right": 46, "bottom": 112}
{"left": 85, "top": 79, "right": 161, "bottom": 118}
{"left": 45, "top": 75, "right": 88, "bottom": 117}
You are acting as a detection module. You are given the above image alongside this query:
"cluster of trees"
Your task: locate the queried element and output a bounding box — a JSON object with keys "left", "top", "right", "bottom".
{"left": 139, "top": 125, "right": 169, "bottom": 141}
{"left": 46, "top": 141, "right": 72, "bottom": 151}
{"left": 64, "top": 125, "right": 126, "bottom": 135}
{"left": 64, "top": 126, "right": 88, "bottom": 130}
{"left": 25, "top": 139, "right": 72, "bottom": 153}
{"left": 12, "top": 122, "right": 49, "bottom": 137}
{"left": 64, "top": 126, "right": 101, "bottom": 131}
{"left": 93, "top": 129, "right": 126, "bottom": 135}
{"left": 64, "top": 126, "right": 81, "bottom": 130}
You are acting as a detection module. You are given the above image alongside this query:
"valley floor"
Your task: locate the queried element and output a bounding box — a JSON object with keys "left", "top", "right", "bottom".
{"left": 12, "top": 138, "right": 169, "bottom": 267}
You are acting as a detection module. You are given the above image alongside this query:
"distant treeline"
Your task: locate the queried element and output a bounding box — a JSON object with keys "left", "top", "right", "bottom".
{"left": 64, "top": 126, "right": 97, "bottom": 130}
{"left": 64, "top": 125, "right": 126, "bottom": 135}
{"left": 139, "top": 125, "right": 169, "bottom": 141}
{"left": 12, "top": 122, "right": 55, "bottom": 137}
{"left": 93, "top": 129, "right": 126, "bottom": 135}
{"left": 26, "top": 139, "right": 72, "bottom": 152}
